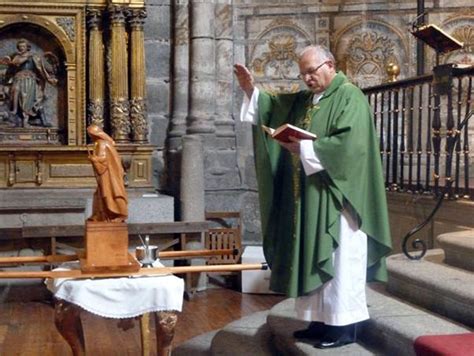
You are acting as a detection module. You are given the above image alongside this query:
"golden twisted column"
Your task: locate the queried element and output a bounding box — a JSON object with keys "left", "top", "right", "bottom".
{"left": 108, "top": 5, "right": 130, "bottom": 142}
{"left": 87, "top": 8, "right": 105, "bottom": 128}
{"left": 128, "top": 8, "right": 148, "bottom": 143}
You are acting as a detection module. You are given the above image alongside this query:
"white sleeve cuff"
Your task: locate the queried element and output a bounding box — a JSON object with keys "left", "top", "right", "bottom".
{"left": 300, "top": 139, "right": 325, "bottom": 176}
{"left": 240, "top": 87, "right": 260, "bottom": 125}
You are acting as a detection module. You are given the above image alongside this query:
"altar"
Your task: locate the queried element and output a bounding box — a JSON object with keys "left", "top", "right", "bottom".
{"left": 47, "top": 261, "right": 184, "bottom": 356}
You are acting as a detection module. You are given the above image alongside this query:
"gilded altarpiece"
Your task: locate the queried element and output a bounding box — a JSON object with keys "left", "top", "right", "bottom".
{"left": 0, "top": 0, "right": 151, "bottom": 189}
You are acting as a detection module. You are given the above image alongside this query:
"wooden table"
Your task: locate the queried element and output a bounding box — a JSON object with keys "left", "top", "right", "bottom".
{"left": 0, "top": 222, "right": 206, "bottom": 354}
{"left": 54, "top": 300, "right": 178, "bottom": 356}
{"left": 48, "top": 266, "right": 185, "bottom": 356}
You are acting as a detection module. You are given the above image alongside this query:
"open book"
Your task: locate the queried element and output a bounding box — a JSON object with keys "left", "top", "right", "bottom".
{"left": 261, "top": 123, "right": 317, "bottom": 143}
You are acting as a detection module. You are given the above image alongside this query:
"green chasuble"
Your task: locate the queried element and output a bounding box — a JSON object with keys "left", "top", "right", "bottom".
{"left": 253, "top": 72, "right": 392, "bottom": 297}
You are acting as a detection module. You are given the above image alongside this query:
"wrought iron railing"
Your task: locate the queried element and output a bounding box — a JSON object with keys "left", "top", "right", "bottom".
{"left": 362, "top": 65, "right": 474, "bottom": 259}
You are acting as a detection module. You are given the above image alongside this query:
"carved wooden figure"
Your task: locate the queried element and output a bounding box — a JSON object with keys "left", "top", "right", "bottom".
{"left": 82, "top": 124, "right": 137, "bottom": 272}
{"left": 87, "top": 124, "right": 128, "bottom": 222}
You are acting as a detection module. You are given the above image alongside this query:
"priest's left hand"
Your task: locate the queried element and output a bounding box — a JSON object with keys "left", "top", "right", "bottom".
{"left": 278, "top": 136, "right": 301, "bottom": 155}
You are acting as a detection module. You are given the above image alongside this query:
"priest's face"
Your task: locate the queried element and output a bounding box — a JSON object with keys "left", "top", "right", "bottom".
{"left": 298, "top": 50, "right": 336, "bottom": 94}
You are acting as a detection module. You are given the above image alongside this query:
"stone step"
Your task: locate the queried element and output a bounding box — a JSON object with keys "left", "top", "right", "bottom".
{"left": 437, "top": 230, "right": 474, "bottom": 272}
{"left": 173, "top": 330, "right": 217, "bottom": 356}
{"left": 210, "top": 311, "right": 276, "bottom": 355}
{"left": 173, "top": 313, "right": 274, "bottom": 356}
{"left": 387, "top": 249, "right": 474, "bottom": 328}
{"left": 174, "top": 281, "right": 471, "bottom": 355}
{"left": 268, "top": 285, "right": 470, "bottom": 356}
{"left": 180, "top": 310, "right": 378, "bottom": 355}
{"left": 361, "top": 286, "right": 471, "bottom": 355}
{"left": 267, "top": 299, "right": 376, "bottom": 355}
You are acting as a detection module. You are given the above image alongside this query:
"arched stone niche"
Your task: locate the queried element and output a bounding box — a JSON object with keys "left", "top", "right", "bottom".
{"left": 334, "top": 20, "right": 409, "bottom": 88}
{"left": 0, "top": 10, "right": 83, "bottom": 146}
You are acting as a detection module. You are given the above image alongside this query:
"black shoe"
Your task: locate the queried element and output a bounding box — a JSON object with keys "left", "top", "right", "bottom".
{"left": 314, "top": 323, "right": 357, "bottom": 349}
{"left": 293, "top": 321, "right": 328, "bottom": 339}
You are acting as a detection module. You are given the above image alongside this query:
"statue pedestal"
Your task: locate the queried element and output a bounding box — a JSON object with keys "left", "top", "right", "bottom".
{"left": 80, "top": 220, "right": 140, "bottom": 273}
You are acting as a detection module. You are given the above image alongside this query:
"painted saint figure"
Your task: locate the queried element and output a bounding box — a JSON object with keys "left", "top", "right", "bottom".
{"left": 87, "top": 124, "right": 128, "bottom": 222}
{"left": 3, "top": 39, "right": 58, "bottom": 128}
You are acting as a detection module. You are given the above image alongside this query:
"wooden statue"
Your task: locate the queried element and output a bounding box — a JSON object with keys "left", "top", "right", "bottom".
{"left": 82, "top": 124, "right": 136, "bottom": 272}
{"left": 87, "top": 124, "right": 128, "bottom": 222}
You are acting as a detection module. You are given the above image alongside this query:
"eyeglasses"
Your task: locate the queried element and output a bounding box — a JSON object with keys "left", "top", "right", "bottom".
{"left": 297, "top": 61, "right": 328, "bottom": 80}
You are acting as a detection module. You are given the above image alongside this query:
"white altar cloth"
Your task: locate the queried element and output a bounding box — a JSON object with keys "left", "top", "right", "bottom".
{"left": 46, "top": 262, "right": 184, "bottom": 319}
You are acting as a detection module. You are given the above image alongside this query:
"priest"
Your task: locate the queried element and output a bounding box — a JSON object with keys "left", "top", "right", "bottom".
{"left": 234, "top": 45, "right": 392, "bottom": 349}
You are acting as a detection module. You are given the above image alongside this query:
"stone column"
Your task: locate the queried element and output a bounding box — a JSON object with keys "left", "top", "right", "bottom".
{"left": 180, "top": 135, "right": 205, "bottom": 221}
{"left": 128, "top": 8, "right": 149, "bottom": 143}
{"left": 87, "top": 9, "right": 105, "bottom": 128}
{"left": 180, "top": 135, "right": 207, "bottom": 293}
{"left": 169, "top": 0, "right": 189, "bottom": 150}
{"left": 215, "top": 0, "right": 234, "bottom": 137}
{"left": 187, "top": 0, "right": 216, "bottom": 134}
{"left": 108, "top": 5, "right": 130, "bottom": 142}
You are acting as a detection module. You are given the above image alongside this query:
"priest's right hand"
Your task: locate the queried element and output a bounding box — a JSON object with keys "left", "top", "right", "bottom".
{"left": 233, "top": 64, "right": 254, "bottom": 99}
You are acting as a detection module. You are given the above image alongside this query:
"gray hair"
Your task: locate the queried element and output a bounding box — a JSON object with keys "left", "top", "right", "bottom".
{"left": 298, "top": 45, "right": 335, "bottom": 64}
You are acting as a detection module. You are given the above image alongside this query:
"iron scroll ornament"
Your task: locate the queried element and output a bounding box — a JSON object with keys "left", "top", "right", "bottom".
{"left": 402, "top": 109, "right": 473, "bottom": 260}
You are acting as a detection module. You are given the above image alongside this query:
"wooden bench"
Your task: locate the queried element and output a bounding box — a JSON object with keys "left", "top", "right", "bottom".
{"left": 20, "top": 221, "right": 208, "bottom": 250}
{"left": 0, "top": 222, "right": 208, "bottom": 262}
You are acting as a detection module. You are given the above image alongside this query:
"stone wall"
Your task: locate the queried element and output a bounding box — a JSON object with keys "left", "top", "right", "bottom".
{"left": 387, "top": 192, "right": 474, "bottom": 255}
{"left": 145, "top": 0, "right": 172, "bottom": 189}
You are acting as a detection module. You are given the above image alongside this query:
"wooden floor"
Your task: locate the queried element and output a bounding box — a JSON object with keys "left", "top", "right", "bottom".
{"left": 0, "top": 285, "right": 284, "bottom": 355}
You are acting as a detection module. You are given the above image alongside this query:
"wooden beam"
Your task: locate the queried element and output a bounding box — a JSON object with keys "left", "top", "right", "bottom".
{"left": 0, "top": 263, "right": 267, "bottom": 279}
{"left": 20, "top": 221, "right": 209, "bottom": 238}
{"left": 0, "top": 249, "right": 237, "bottom": 265}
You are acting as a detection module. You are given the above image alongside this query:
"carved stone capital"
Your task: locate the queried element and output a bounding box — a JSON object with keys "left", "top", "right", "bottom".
{"left": 87, "top": 8, "right": 103, "bottom": 30}
{"left": 110, "top": 98, "right": 130, "bottom": 142}
{"left": 127, "top": 8, "right": 147, "bottom": 29}
{"left": 56, "top": 17, "right": 76, "bottom": 42}
{"left": 130, "top": 98, "right": 148, "bottom": 142}
{"left": 108, "top": 5, "right": 127, "bottom": 25}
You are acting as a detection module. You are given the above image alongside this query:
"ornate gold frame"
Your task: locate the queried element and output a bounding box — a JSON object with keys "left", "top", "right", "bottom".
{"left": 0, "top": 1, "right": 152, "bottom": 189}
{"left": 0, "top": 5, "right": 85, "bottom": 144}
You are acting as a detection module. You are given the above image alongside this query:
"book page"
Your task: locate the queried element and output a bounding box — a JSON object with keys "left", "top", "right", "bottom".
{"left": 261, "top": 125, "right": 275, "bottom": 136}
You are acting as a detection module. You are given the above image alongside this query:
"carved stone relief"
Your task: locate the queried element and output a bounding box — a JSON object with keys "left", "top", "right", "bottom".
{"left": 175, "top": 6, "right": 189, "bottom": 46}
{"left": 334, "top": 20, "right": 408, "bottom": 88}
{"left": 441, "top": 16, "right": 474, "bottom": 67}
{"left": 249, "top": 19, "right": 311, "bottom": 93}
